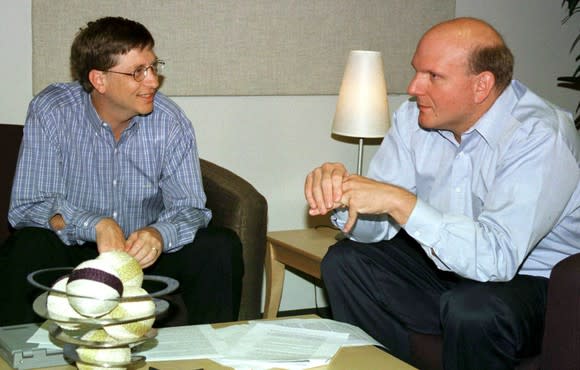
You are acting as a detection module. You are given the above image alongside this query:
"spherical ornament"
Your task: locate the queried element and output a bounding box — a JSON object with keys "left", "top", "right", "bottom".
{"left": 46, "top": 275, "right": 83, "bottom": 330}
{"left": 84, "top": 327, "right": 113, "bottom": 342}
{"left": 104, "top": 286, "right": 155, "bottom": 340}
{"left": 97, "top": 250, "right": 143, "bottom": 289}
{"left": 76, "top": 364, "right": 126, "bottom": 370}
{"left": 76, "top": 329, "right": 130, "bottom": 370}
{"left": 66, "top": 259, "right": 123, "bottom": 317}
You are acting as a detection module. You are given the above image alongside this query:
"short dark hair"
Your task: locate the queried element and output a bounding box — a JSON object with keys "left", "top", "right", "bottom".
{"left": 70, "top": 17, "right": 155, "bottom": 92}
{"left": 468, "top": 43, "right": 514, "bottom": 94}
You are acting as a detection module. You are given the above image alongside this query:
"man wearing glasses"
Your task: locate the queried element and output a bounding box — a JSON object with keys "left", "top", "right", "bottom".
{"left": 1, "top": 17, "right": 243, "bottom": 326}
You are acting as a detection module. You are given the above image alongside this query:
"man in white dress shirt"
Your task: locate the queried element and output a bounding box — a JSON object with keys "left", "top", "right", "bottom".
{"left": 305, "top": 17, "right": 579, "bottom": 369}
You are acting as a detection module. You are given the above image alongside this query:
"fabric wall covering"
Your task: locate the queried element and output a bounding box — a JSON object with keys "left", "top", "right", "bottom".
{"left": 32, "top": 0, "right": 454, "bottom": 96}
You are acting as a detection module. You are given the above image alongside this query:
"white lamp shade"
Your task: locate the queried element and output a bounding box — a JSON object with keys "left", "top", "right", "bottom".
{"left": 332, "top": 50, "right": 390, "bottom": 138}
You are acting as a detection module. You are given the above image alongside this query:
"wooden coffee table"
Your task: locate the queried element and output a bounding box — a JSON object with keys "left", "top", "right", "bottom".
{"left": 0, "top": 229, "right": 418, "bottom": 369}
{"left": 263, "top": 227, "right": 338, "bottom": 319}
{"left": 0, "top": 333, "right": 416, "bottom": 370}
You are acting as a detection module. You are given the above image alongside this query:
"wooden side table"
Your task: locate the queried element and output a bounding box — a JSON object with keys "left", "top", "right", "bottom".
{"left": 263, "top": 227, "right": 338, "bottom": 318}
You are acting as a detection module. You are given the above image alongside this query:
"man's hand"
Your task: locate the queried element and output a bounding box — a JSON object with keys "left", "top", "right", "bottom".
{"left": 95, "top": 218, "right": 127, "bottom": 253}
{"left": 305, "top": 162, "right": 349, "bottom": 216}
{"left": 125, "top": 227, "right": 163, "bottom": 269}
{"left": 49, "top": 214, "right": 66, "bottom": 230}
{"left": 340, "top": 175, "right": 417, "bottom": 233}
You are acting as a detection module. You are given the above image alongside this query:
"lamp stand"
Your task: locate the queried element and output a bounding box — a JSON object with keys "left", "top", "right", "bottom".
{"left": 334, "top": 138, "right": 365, "bottom": 242}
{"left": 356, "top": 137, "right": 364, "bottom": 175}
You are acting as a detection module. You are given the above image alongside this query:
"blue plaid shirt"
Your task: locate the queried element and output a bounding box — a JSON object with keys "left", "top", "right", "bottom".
{"left": 9, "top": 82, "right": 211, "bottom": 252}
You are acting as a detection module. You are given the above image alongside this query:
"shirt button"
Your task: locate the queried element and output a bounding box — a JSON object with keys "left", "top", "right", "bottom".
{"left": 113, "top": 179, "right": 117, "bottom": 186}
{"left": 113, "top": 211, "right": 118, "bottom": 218}
{"left": 414, "top": 231, "right": 421, "bottom": 237}
{"left": 83, "top": 221, "right": 89, "bottom": 227}
{"left": 455, "top": 187, "right": 461, "bottom": 193}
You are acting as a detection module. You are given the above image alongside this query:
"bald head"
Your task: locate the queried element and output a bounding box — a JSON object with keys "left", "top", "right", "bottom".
{"left": 427, "top": 17, "right": 504, "bottom": 48}
{"left": 407, "top": 17, "right": 515, "bottom": 137}
{"left": 421, "top": 17, "right": 514, "bottom": 93}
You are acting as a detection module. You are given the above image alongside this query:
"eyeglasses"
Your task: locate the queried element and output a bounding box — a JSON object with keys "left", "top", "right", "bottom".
{"left": 105, "top": 60, "right": 165, "bottom": 82}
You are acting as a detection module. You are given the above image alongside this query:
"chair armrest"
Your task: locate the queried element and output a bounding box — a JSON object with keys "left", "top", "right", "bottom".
{"left": 200, "top": 159, "right": 268, "bottom": 320}
{"left": 541, "top": 252, "right": 580, "bottom": 370}
{"left": 0, "top": 123, "right": 23, "bottom": 243}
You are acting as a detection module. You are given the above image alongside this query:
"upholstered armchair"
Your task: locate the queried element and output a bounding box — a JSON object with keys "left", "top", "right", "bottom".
{"left": 408, "top": 256, "right": 580, "bottom": 370}
{"left": 0, "top": 123, "right": 267, "bottom": 322}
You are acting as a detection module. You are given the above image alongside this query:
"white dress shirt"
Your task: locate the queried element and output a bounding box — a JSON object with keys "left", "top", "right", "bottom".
{"left": 333, "top": 80, "right": 580, "bottom": 281}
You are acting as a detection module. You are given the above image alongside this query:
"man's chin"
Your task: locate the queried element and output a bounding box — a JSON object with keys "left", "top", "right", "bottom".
{"left": 137, "top": 106, "right": 154, "bottom": 116}
{"left": 418, "top": 117, "right": 443, "bottom": 132}
{"left": 417, "top": 115, "right": 433, "bottom": 129}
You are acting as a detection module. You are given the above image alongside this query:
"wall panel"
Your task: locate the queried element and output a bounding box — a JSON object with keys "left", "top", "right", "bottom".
{"left": 32, "top": 0, "right": 454, "bottom": 96}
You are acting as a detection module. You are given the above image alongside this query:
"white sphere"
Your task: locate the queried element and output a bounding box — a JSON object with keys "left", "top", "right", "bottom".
{"left": 97, "top": 250, "right": 143, "bottom": 289}
{"left": 104, "top": 286, "right": 155, "bottom": 340}
{"left": 76, "top": 329, "right": 130, "bottom": 369}
{"left": 76, "top": 346, "right": 130, "bottom": 367}
{"left": 76, "top": 364, "right": 126, "bottom": 370}
{"left": 46, "top": 276, "right": 83, "bottom": 329}
{"left": 66, "top": 259, "right": 123, "bottom": 317}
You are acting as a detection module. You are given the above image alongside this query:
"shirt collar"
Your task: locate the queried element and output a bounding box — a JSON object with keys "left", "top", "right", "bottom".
{"left": 83, "top": 89, "right": 141, "bottom": 134}
{"left": 468, "top": 80, "right": 522, "bottom": 148}
{"left": 84, "top": 90, "right": 104, "bottom": 132}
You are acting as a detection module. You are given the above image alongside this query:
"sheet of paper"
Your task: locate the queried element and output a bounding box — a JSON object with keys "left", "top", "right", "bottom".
{"left": 215, "top": 357, "right": 329, "bottom": 370}
{"left": 209, "top": 323, "right": 346, "bottom": 370}
{"left": 135, "top": 324, "right": 227, "bottom": 361}
{"left": 224, "top": 323, "right": 348, "bottom": 361}
{"left": 259, "top": 318, "right": 385, "bottom": 348}
{"left": 212, "top": 322, "right": 251, "bottom": 348}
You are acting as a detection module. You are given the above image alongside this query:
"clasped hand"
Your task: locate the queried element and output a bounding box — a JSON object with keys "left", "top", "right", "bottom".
{"left": 96, "top": 218, "right": 162, "bottom": 268}
{"left": 304, "top": 162, "right": 416, "bottom": 232}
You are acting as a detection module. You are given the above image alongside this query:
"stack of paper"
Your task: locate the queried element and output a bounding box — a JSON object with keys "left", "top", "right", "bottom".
{"left": 28, "top": 318, "right": 383, "bottom": 370}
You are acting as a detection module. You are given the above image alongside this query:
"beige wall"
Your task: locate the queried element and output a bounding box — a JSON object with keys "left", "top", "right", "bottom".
{"left": 0, "top": 0, "right": 577, "bottom": 312}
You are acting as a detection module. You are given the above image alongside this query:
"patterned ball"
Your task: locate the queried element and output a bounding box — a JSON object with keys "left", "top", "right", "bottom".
{"left": 46, "top": 276, "right": 83, "bottom": 329}
{"left": 104, "top": 286, "right": 156, "bottom": 339}
{"left": 97, "top": 250, "right": 143, "bottom": 289}
{"left": 76, "top": 329, "right": 130, "bottom": 369}
{"left": 76, "top": 364, "right": 126, "bottom": 370}
{"left": 66, "top": 259, "right": 123, "bottom": 317}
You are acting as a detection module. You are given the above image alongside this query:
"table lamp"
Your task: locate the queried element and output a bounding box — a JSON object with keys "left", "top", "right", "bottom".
{"left": 332, "top": 50, "right": 390, "bottom": 175}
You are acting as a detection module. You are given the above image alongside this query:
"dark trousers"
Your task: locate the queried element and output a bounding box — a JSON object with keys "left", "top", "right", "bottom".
{"left": 0, "top": 226, "right": 243, "bottom": 326}
{"left": 321, "top": 230, "right": 548, "bottom": 370}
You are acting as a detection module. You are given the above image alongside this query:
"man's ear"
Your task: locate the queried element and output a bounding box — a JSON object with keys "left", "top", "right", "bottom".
{"left": 473, "top": 71, "right": 495, "bottom": 104}
{"left": 88, "top": 69, "right": 107, "bottom": 94}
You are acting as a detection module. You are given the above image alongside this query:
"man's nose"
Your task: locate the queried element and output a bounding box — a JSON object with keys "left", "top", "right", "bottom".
{"left": 143, "top": 68, "right": 160, "bottom": 88}
{"left": 407, "top": 74, "right": 423, "bottom": 96}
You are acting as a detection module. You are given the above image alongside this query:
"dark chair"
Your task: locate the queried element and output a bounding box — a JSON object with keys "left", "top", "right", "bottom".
{"left": 408, "top": 258, "right": 580, "bottom": 370}
{"left": 0, "top": 123, "right": 267, "bottom": 322}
